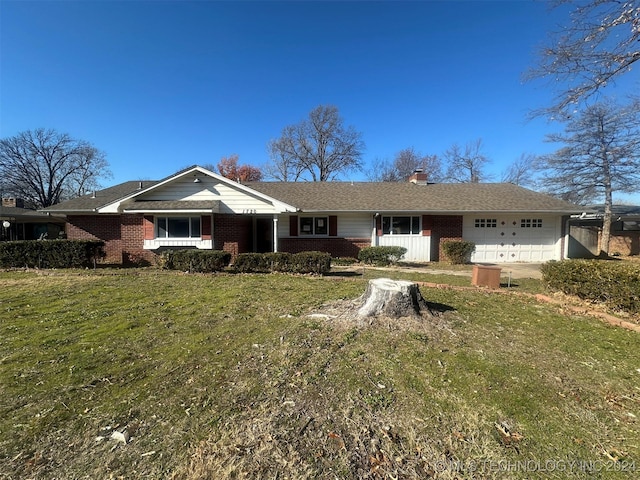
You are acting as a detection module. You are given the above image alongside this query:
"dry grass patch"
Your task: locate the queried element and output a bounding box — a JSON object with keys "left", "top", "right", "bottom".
{"left": 0, "top": 270, "right": 638, "bottom": 479}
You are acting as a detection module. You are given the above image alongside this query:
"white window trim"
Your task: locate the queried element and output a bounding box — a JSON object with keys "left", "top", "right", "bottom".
{"left": 155, "top": 215, "right": 202, "bottom": 240}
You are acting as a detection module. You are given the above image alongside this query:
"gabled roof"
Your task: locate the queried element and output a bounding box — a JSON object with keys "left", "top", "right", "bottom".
{"left": 246, "top": 181, "right": 579, "bottom": 213}
{"left": 43, "top": 166, "right": 579, "bottom": 215}
{"left": 42, "top": 166, "right": 297, "bottom": 214}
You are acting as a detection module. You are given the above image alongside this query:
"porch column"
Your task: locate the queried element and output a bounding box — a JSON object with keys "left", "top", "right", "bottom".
{"left": 273, "top": 216, "right": 279, "bottom": 252}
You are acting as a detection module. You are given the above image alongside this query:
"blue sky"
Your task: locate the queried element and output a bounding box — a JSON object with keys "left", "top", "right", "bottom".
{"left": 2, "top": 0, "right": 638, "bottom": 199}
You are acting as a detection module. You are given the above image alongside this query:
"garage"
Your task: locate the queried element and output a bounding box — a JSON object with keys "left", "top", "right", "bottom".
{"left": 463, "top": 215, "right": 561, "bottom": 263}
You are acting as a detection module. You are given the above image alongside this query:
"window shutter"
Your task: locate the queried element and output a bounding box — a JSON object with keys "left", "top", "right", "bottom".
{"left": 143, "top": 216, "right": 155, "bottom": 240}
{"left": 329, "top": 216, "right": 338, "bottom": 236}
{"left": 422, "top": 215, "right": 432, "bottom": 236}
{"left": 289, "top": 215, "right": 298, "bottom": 236}
{"left": 201, "top": 215, "right": 212, "bottom": 240}
{"left": 376, "top": 216, "right": 382, "bottom": 236}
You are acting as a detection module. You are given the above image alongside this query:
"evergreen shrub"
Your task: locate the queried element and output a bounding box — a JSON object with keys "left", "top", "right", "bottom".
{"left": 541, "top": 259, "right": 640, "bottom": 313}
{"left": 441, "top": 240, "right": 476, "bottom": 264}
{"left": 0, "top": 240, "right": 105, "bottom": 269}
{"left": 358, "top": 246, "right": 407, "bottom": 266}
{"left": 160, "top": 249, "right": 231, "bottom": 273}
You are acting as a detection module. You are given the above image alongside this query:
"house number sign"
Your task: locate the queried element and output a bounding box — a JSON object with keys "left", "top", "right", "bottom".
{"left": 241, "top": 209, "right": 257, "bottom": 214}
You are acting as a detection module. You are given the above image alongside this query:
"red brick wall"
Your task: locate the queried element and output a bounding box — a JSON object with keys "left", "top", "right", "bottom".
{"left": 66, "top": 214, "right": 156, "bottom": 265}
{"left": 608, "top": 232, "right": 640, "bottom": 256}
{"left": 280, "top": 237, "right": 370, "bottom": 258}
{"left": 121, "top": 214, "right": 156, "bottom": 265}
{"left": 213, "top": 214, "right": 252, "bottom": 257}
{"left": 66, "top": 215, "right": 123, "bottom": 264}
{"left": 425, "top": 215, "right": 463, "bottom": 261}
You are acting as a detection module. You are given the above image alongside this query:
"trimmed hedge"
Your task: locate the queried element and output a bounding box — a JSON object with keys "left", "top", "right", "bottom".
{"left": 541, "top": 259, "right": 640, "bottom": 314}
{"left": 233, "top": 253, "right": 272, "bottom": 273}
{"left": 159, "top": 250, "right": 331, "bottom": 275}
{"left": 290, "top": 251, "right": 331, "bottom": 274}
{"left": 233, "top": 251, "right": 331, "bottom": 275}
{"left": 441, "top": 240, "right": 476, "bottom": 264}
{"left": 358, "top": 246, "right": 407, "bottom": 266}
{"left": 159, "top": 249, "right": 232, "bottom": 273}
{"left": 0, "top": 240, "right": 105, "bottom": 269}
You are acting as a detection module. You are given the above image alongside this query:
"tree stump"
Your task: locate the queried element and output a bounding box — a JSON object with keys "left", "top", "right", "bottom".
{"left": 357, "top": 278, "right": 428, "bottom": 318}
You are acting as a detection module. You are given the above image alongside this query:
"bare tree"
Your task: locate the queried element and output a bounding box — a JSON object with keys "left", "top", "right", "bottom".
{"left": 266, "top": 105, "right": 365, "bottom": 181}
{"left": 265, "top": 130, "right": 306, "bottom": 181}
{"left": 501, "top": 153, "right": 537, "bottom": 186}
{"left": 527, "top": 0, "right": 640, "bottom": 115}
{"left": 368, "top": 148, "right": 442, "bottom": 182}
{"left": 536, "top": 98, "right": 640, "bottom": 255}
{"left": 444, "top": 139, "right": 491, "bottom": 183}
{"left": 0, "top": 128, "right": 111, "bottom": 208}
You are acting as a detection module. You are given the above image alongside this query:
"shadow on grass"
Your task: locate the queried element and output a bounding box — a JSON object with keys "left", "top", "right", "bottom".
{"left": 324, "top": 270, "right": 363, "bottom": 278}
{"left": 424, "top": 301, "right": 456, "bottom": 313}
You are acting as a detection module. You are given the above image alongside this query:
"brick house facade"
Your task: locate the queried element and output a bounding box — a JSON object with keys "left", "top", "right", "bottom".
{"left": 44, "top": 166, "right": 578, "bottom": 264}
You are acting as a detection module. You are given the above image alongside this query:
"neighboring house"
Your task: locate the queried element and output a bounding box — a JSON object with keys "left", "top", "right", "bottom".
{"left": 568, "top": 205, "right": 640, "bottom": 257}
{"left": 1, "top": 197, "right": 65, "bottom": 241}
{"left": 42, "top": 165, "right": 579, "bottom": 265}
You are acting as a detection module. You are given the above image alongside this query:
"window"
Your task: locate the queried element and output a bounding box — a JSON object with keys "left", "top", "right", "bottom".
{"left": 382, "top": 216, "right": 420, "bottom": 235}
{"left": 475, "top": 218, "right": 497, "bottom": 228}
{"left": 300, "top": 216, "right": 328, "bottom": 235}
{"left": 614, "top": 220, "right": 640, "bottom": 231}
{"left": 156, "top": 216, "right": 201, "bottom": 238}
{"left": 521, "top": 218, "right": 543, "bottom": 228}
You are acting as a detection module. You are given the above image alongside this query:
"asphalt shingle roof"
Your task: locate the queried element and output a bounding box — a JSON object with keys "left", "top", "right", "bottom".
{"left": 121, "top": 200, "right": 220, "bottom": 212}
{"left": 43, "top": 179, "right": 579, "bottom": 214}
{"left": 42, "top": 181, "right": 159, "bottom": 212}
{"left": 246, "top": 182, "right": 579, "bottom": 213}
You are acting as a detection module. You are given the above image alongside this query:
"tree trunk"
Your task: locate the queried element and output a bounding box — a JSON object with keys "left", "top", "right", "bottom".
{"left": 357, "top": 278, "right": 428, "bottom": 318}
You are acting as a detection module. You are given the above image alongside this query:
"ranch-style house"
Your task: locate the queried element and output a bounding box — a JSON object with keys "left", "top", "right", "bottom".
{"left": 42, "top": 165, "right": 580, "bottom": 265}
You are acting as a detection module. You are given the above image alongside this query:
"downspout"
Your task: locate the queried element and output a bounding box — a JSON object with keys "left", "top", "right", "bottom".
{"left": 273, "top": 215, "right": 278, "bottom": 252}
{"left": 563, "top": 215, "right": 571, "bottom": 260}
{"left": 372, "top": 213, "right": 380, "bottom": 246}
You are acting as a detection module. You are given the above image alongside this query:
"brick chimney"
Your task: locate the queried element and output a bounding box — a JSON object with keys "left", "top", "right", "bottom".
{"left": 408, "top": 169, "right": 428, "bottom": 185}
{"left": 2, "top": 197, "right": 24, "bottom": 208}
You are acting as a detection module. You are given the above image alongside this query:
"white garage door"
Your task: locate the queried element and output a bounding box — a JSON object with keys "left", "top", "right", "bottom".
{"left": 463, "top": 216, "right": 559, "bottom": 263}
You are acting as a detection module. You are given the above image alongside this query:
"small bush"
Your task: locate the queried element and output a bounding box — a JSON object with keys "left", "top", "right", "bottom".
{"left": 0, "top": 240, "right": 105, "bottom": 268}
{"left": 441, "top": 240, "right": 475, "bottom": 264}
{"left": 160, "top": 249, "right": 231, "bottom": 273}
{"left": 541, "top": 259, "right": 640, "bottom": 313}
{"left": 358, "top": 246, "right": 407, "bottom": 266}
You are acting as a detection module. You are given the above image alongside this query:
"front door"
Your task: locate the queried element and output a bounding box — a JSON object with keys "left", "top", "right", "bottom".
{"left": 254, "top": 217, "right": 273, "bottom": 253}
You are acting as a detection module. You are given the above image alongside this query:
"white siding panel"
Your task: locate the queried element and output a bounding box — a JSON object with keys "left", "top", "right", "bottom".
{"left": 139, "top": 178, "right": 281, "bottom": 214}
{"left": 336, "top": 213, "right": 372, "bottom": 238}
{"left": 378, "top": 236, "right": 431, "bottom": 262}
{"left": 278, "top": 213, "right": 372, "bottom": 238}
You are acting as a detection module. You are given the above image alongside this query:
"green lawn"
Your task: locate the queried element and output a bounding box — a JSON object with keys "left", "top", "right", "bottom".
{"left": 0, "top": 269, "right": 638, "bottom": 479}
